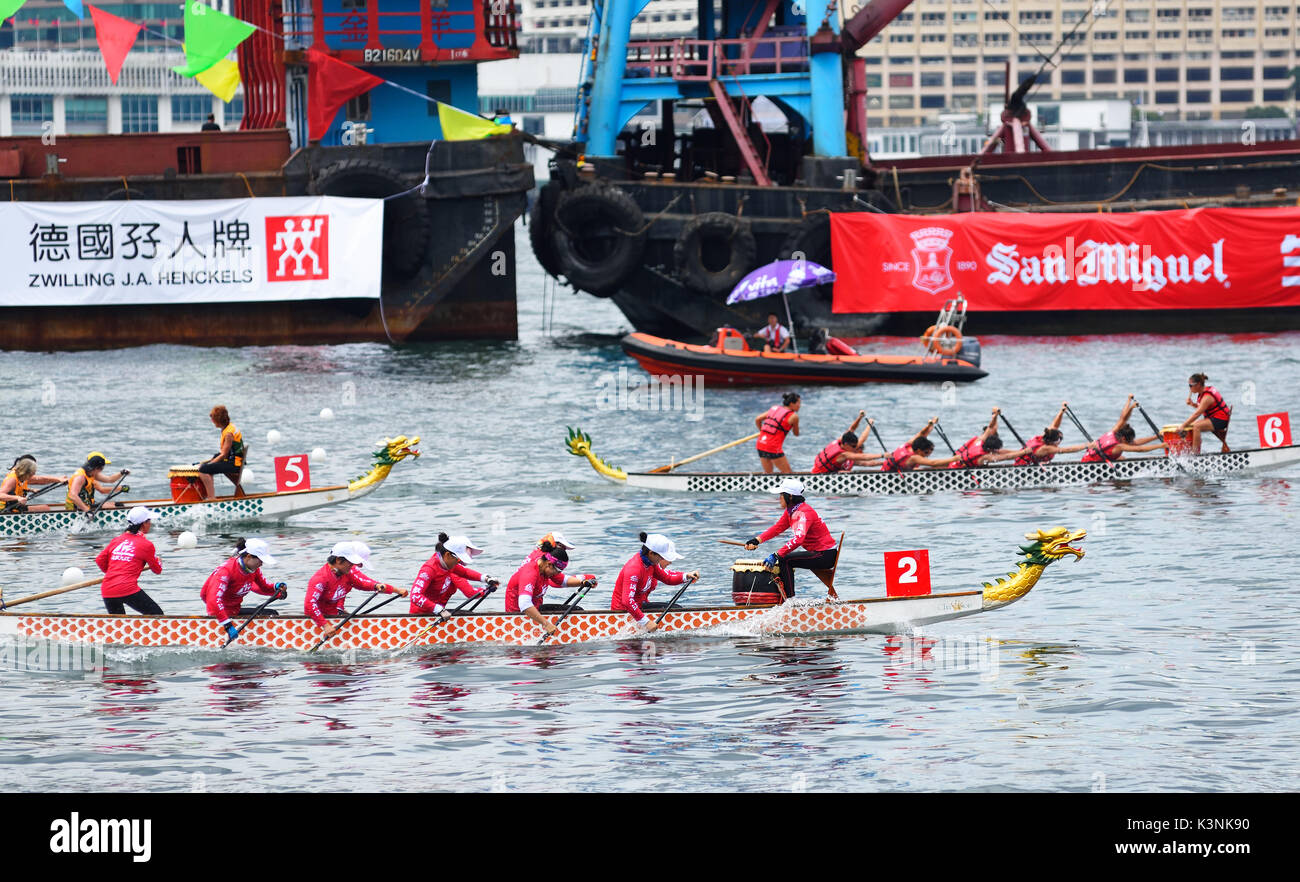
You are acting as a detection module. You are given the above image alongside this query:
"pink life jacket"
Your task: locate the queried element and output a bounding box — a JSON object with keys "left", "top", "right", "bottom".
{"left": 1082, "top": 430, "right": 1121, "bottom": 462}
{"left": 1014, "top": 434, "right": 1053, "bottom": 466}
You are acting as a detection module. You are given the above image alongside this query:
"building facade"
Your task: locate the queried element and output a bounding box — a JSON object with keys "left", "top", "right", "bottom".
{"left": 520, "top": 0, "right": 698, "bottom": 52}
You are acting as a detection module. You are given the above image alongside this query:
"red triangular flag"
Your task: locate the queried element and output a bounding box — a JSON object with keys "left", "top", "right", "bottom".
{"left": 308, "top": 48, "right": 385, "bottom": 142}
{"left": 89, "top": 5, "right": 141, "bottom": 85}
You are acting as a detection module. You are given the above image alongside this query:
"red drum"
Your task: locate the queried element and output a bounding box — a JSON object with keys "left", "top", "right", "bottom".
{"left": 1162, "top": 424, "right": 1192, "bottom": 456}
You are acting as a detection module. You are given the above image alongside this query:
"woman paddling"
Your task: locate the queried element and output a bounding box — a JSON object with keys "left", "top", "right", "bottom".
{"left": 306, "top": 541, "right": 408, "bottom": 640}
{"left": 880, "top": 419, "right": 960, "bottom": 471}
{"left": 201, "top": 538, "right": 287, "bottom": 643}
{"left": 611, "top": 533, "right": 699, "bottom": 632}
{"left": 1011, "top": 403, "right": 1090, "bottom": 465}
{"left": 198, "top": 405, "right": 247, "bottom": 498}
{"left": 95, "top": 506, "right": 164, "bottom": 615}
{"left": 948, "top": 408, "right": 1021, "bottom": 468}
{"left": 744, "top": 478, "right": 837, "bottom": 598}
{"left": 0, "top": 455, "right": 65, "bottom": 512}
{"left": 1181, "top": 373, "right": 1232, "bottom": 453}
{"left": 505, "top": 544, "right": 596, "bottom": 638}
{"left": 754, "top": 392, "right": 801, "bottom": 474}
{"left": 811, "top": 410, "right": 884, "bottom": 473}
{"left": 410, "top": 533, "right": 499, "bottom": 618}
{"left": 66, "top": 452, "right": 128, "bottom": 512}
{"left": 1081, "top": 396, "right": 1165, "bottom": 462}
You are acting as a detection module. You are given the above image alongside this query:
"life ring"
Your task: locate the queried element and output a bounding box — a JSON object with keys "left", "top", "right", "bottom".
{"left": 312, "top": 158, "right": 431, "bottom": 280}
{"left": 921, "top": 324, "right": 962, "bottom": 357}
{"left": 673, "top": 212, "right": 757, "bottom": 295}
{"left": 550, "top": 182, "right": 645, "bottom": 296}
{"left": 528, "top": 182, "right": 564, "bottom": 277}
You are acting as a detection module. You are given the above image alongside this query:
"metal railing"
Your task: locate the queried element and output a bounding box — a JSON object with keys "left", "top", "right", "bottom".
{"left": 624, "top": 36, "right": 809, "bottom": 81}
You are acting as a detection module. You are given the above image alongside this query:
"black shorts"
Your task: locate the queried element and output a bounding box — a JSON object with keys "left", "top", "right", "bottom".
{"left": 757, "top": 450, "right": 787, "bottom": 460}
{"left": 199, "top": 460, "right": 241, "bottom": 477}
{"left": 1208, "top": 415, "right": 1229, "bottom": 434}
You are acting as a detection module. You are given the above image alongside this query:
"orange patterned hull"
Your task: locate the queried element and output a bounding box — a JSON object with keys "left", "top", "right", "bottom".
{"left": 0, "top": 591, "right": 991, "bottom": 650}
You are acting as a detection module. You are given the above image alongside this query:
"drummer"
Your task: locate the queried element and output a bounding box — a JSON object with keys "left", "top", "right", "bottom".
{"left": 94, "top": 505, "right": 164, "bottom": 615}
{"left": 1181, "top": 373, "right": 1232, "bottom": 453}
{"left": 811, "top": 410, "right": 884, "bottom": 473}
{"left": 611, "top": 532, "right": 699, "bottom": 632}
{"left": 306, "top": 541, "right": 408, "bottom": 639}
{"left": 1081, "top": 396, "right": 1165, "bottom": 462}
{"left": 754, "top": 392, "right": 801, "bottom": 474}
{"left": 0, "top": 455, "right": 66, "bottom": 512}
{"left": 754, "top": 313, "right": 792, "bottom": 352}
{"left": 880, "top": 419, "right": 960, "bottom": 471}
{"left": 201, "top": 538, "right": 287, "bottom": 642}
{"left": 743, "top": 478, "right": 837, "bottom": 598}
{"left": 505, "top": 544, "right": 596, "bottom": 638}
{"left": 66, "top": 452, "right": 128, "bottom": 513}
{"left": 409, "top": 533, "right": 499, "bottom": 618}
{"left": 198, "top": 405, "right": 247, "bottom": 498}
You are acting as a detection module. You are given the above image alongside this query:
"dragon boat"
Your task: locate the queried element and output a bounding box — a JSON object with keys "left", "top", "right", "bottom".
{"left": 0, "top": 436, "right": 419, "bottom": 536}
{"left": 566, "top": 428, "right": 1300, "bottom": 495}
{"left": 0, "top": 528, "right": 1086, "bottom": 649}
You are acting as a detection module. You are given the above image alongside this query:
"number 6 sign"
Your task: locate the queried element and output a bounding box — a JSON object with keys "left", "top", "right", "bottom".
{"left": 1257, "top": 413, "right": 1292, "bottom": 449}
{"left": 275, "top": 454, "right": 311, "bottom": 492}
{"left": 884, "top": 549, "right": 931, "bottom": 597}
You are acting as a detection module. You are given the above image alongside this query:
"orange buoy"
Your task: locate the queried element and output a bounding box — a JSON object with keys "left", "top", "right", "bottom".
{"left": 920, "top": 324, "right": 962, "bottom": 357}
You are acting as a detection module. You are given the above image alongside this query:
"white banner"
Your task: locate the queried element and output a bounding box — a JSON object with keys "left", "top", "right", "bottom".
{"left": 0, "top": 196, "right": 384, "bottom": 306}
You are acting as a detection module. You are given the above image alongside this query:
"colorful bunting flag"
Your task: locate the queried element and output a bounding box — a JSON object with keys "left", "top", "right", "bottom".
{"left": 307, "top": 48, "right": 384, "bottom": 142}
{"left": 88, "top": 5, "right": 141, "bottom": 85}
{"left": 436, "top": 101, "right": 513, "bottom": 141}
{"left": 172, "top": 1, "right": 254, "bottom": 78}
{"left": 62, "top": 0, "right": 85, "bottom": 17}
{"left": 0, "top": 2, "right": 28, "bottom": 20}
{"left": 195, "top": 57, "right": 241, "bottom": 103}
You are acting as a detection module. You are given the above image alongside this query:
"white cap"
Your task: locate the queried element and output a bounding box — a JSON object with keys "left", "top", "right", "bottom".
{"left": 644, "top": 533, "right": 681, "bottom": 562}
{"left": 242, "top": 538, "right": 276, "bottom": 566}
{"left": 443, "top": 535, "right": 483, "bottom": 563}
{"left": 545, "top": 531, "right": 576, "bottom": 550}
{"left": 331, "top": 541, "right": 368, "bottom": 565}
{"left": 350, "top": 541, "right": 372, "bottom": 568}
{"left": 769, "top": 477, "right": 805, "bottom": 496}
{"left": 126, "top": 506, "right": 158, "bottom": 526}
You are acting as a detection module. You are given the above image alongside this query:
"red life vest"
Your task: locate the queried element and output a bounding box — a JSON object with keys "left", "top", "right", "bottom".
{"left": 948, "top": 437, "right": 985, "bottom": 468}
{"left": 1082, "top": 430, "right": 1121, "bottom": 462}
{"left": 812, "top": 440, "right": 853, "bottom": 473}
{"left": 1014, "top": 434, "right": 1053, "bottom": 466}
{"left": 756, "top": 405, "right": 795, "bottom": 454}
{"left": 881, "top": 443, "right": 915, "bottom": 472}
{"left": 1198, "top": 386, "right": 1231, "bottom": 422}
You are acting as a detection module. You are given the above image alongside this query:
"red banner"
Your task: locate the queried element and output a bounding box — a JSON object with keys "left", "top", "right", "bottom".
{"left": 830, "top": 207, "right": 1300, "bottom": 313}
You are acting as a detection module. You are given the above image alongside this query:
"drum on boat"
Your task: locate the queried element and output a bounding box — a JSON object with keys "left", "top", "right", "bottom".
{"left": 1161, "top": 424, "right": 1192, "bottom": 456}
{"left": 167, "top": 467, "right": 211, "bottom": 503}
{"left": 730, "top": 558, "right": 785, "bottom": 605}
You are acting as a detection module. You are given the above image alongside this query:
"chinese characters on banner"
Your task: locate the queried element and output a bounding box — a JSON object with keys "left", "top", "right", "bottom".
{"left": 1, "top": 197, "right": 383, "bottom": 306}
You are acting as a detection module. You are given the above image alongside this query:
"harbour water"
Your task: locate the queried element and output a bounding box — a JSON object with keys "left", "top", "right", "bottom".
{"left": 2, "top": 221, "right": 1299, "bottom": 792}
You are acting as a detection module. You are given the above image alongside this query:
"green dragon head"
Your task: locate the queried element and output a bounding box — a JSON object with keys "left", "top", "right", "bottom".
{"left": 565, "top": 427, "right": 627, "bottom": 481}
{"left": 374, "top": 435, "right": 421, "bottom": 466}
{"left": 1018, "top": 527, "right": 1087, "bottom": 566}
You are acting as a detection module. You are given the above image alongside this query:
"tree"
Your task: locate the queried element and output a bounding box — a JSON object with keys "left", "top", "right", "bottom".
{"left": 1244, "top": 106, "right": 1288, "bottom": 118}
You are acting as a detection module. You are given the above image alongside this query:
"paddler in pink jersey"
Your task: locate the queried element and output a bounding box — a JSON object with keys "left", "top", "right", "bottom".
{"left": 506, "top": 545, "right": 596, "bottom": 638}
{"left": 305, "top": 541, "right": 407, "bottom": 639}
{"left": 201, "top": 537, "right": 287, "bottom": 642}
{"left": 611, "top": 532, "right": 700, "bottom": 632}
{"left": 409, "top": 533, "right": 499, "bottom": 618}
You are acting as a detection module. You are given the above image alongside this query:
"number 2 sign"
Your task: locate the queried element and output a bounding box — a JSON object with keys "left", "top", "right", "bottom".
{"left": 884, "top": 549, "right": 931, "bottom": 597}
{"left": 1257, "top": 413, "right": 1292, "bottom": 449}
{"left": 274, "top": 454, "right": 311, "bottom": 493}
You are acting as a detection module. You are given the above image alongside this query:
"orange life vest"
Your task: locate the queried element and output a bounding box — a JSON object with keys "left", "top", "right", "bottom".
{"left": 1198, "top": 386, "right": 1231, "bottom": 422}
{"left": 948, "top": 437, "right": 985, "bottom": 469}
{"left": 756, "top": 406, "right": 795, "bottom": 454}
{"left": 812, "top": 440, "right": 853, "bottom": 474}
{"left": 1014, "top": 435, "right": 1053, "bottom": 466}
{"left": 1082, "top": 430, "right": 1121, "bottom": 463}
{"left": 881, "top": 443, "right": 915, "bottom": 472}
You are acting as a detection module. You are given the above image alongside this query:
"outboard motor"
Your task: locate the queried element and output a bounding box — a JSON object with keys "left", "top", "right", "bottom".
{"left": 808, "top": 327, "right": 831, "bottom": 354}
{"left": 957, "top": 335, "right": 981, "bottom": 367}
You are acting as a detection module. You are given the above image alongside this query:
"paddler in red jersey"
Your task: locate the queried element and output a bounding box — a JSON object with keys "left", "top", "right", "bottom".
{"left": 409, "top": 533, "right": 499, "bottom": 618}
{"left": 201, "top": 537, "right": 287, "bottom": 642}
{"left": 1081, "top": 396, "right": 1165, "bottom": 462}
{"left": 95, "top": 506, "right": 164, "bottom": 615}
{"left": 305, "top": 541, "right": 407, "bottom": 639}
{"left": 611, "top": 532, "right": 700, "bottom": 632}
{"left": 743, "top": 478, "right": 837, "bottom": 598}
{"left": 1181, "top": 373, "right": 1232, "bottom": 453}
{"left": 948, "top": 408, "right": 1021, "bottom": 468}
{"left": 880, "top": 419, "right": 960, "bottom": 471}
{"left": 811, "top": 410, "right": 884, "bottom": 473}
{"left": 505, "top": 545, "right": 596, "bottom": 638}
{"left": 1011, "top": 403, "right": 1090, "bottom": 465}
{"left": 754, "top": 392, "right": 801, "bottom": 473}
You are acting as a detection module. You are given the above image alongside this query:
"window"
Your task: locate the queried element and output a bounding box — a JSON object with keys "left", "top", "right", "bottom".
{"left": 952, "top": 72, "right": 976, "bottom": 86}
{"left": 1125, "top": 69, "right": 1148, "bottom": 83}
{"left": 921, "top": 95, "right": 945, "bottom": 108}
{"left": 1264, "top": 88, "right": 1289, "bottom": 101}
{"left": 1094, "top": 31, "right": 1117, "bottom": 40}
{"left": 1156, "top": 30, "right": 1181, "bottom": 39}
{"left": 889, "top": 95, "right": 915, "bottom": 108}
{"left": 10, "top": 95, "right": 52, "bottom": 135}
{"left": 922, "top": 33, "right": 947, "bottom": 42}
{"left": 1125, "top": 31, "right": 1149, "bottom": 39}
{"left": 171, "top": 95, "right": 210, "bottom": 123}
{"left": 121, "top": 95, "right": 157, "bottom": 133}
{"left": 1220, "top": 89, "right": 1254, "bottom": 102}
{"left": 984, "top": 33, "right": 1009, "bottom": 45}
{"left": 985, "top": 70, "right": 1005, "bottom": 86}
{"left": 1187, "top": 8, "right": 1213, "bottom": 19}
{"left": 983, "top": 10, "right": 1008, "bottom": 20}
{"left": 953, "top": 33, "right": 977, "bottom": 46}
{"left": 1093, "top": 69, "right": 1117, "bottom": 84}
{"left": 1186, "top": 67, "right": 1211, "bottom": 81}
{"left": 1223, "top": 6, "right": 1255, "bottom": 19}
{"left": 889, "top": 33, "right": 914, "bottom": 42}
{"left": 921, "top": 72, "right": 944, "bottom": 87}
{"left": 1264, "top": 66, "right": 1290, "bottom": 79}
{"left": 1186, "top": 89, "right": 1211, "bottom": 103}
{"left": 889, "top": 73, "right": 914, "bottom": 87}
{"left": 1155, "top": 90, "right": 1179, "bottom": 104}
{"left": 1125, "top": 10, "right": 1149, "bottom": 22}
{"left": 1022, "top": 31, "right": 1053, "bottom": 41}
{"left": 1221, "top": 67, "right": 1254, "bottom": 80}
{"left": 345, "top": 91, "right": 371, "bottom": 121}
{"left": 65, "top": 96, "right": 107, "bottom": 134}
{"left": 1155, "top": 68, "right": 1178, "bottom": 82}
{"left": 1061, "top": 69, "right": 1085, "bottom": 84}
{"left": 227, "top": 95, "right": 244, "bottom": 130}
{"left": 866, "top": 73, "right": 882, "bottom": 88}
{"left": 1157, "top": 9, "right": 1181, "bottom": 19}
{"left": 1221, "top": 29, "right": 1256, "bottom": 38}
{"left": 1264, "top": 28, "right": 1291, "bottom": 36}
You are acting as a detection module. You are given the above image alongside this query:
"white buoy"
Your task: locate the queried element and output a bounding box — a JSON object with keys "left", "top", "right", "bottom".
{"left": 241, "top": 468, "right": 256, "bottom": 485}
{"left": 267, "top": 429, "right": 282, "bottom": 445}
{"left": 320, "top": 407, "right": 335, "bottom": 421}
{"left": 177, "top": 531, "right": 198, "bottom": 549}
{"left": 61, "top": 566, "right": 85, "bottom": 586}
{"left": 310, "top": 447, "right": 326, "bottom": 463}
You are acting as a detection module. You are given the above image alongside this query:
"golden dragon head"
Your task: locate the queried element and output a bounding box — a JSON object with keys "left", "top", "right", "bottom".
{"left": 1019, "top": 527, "right": 1086, "bottom": 566}
{"left": 564, "top": 427, "right": 627, "bottom": 481}
{"left": 376, "top": 435, "right": 421, "bottom": 466}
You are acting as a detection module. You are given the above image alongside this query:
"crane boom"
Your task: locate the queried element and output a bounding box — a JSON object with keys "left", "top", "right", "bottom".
{"left": 841, "top": 0, "right": 919, "bottom": 53}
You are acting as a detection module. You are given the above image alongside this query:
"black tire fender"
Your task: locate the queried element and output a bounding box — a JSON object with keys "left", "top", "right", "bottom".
{"left": 311, "top": 158, "right": 430, "bottom": 281}
{"left": 550, "top": 182, "right": 645, "bottom": 296}
{"left": 673, "top": 212, "right": 757, "bottom": 295}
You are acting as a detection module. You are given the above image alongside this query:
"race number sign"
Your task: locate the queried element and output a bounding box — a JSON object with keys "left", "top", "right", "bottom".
{"left": 0, "top": 196, "right": 382, "bottom": 307}
{"left": 1257, "top": 413, "right": 1292, "bottom": 449}
{"left": 274, "top": 455, "right": 311, "bottom": 493}
{"left": 884, "top": 549, "right": 931, "bottom": 597}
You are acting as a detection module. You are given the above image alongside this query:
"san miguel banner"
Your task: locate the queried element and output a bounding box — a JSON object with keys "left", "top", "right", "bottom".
{"left": 830, "top": 207, "right": 1300, "bottom": 313}
{"left": 0, "top": 196, "right": 384, "bottom": 307}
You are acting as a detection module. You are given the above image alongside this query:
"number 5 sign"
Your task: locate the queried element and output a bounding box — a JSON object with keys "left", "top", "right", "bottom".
{"left": 274, "top": 454, "right": 311, "bottom": 492}
{"left": 884, "top": 549, "right": 931, "bottom": 597}
{"left": 1257, "top": 413, "right": 1292, "bottom": 449}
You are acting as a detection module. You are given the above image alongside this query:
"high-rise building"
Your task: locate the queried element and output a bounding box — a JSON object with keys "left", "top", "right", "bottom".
{"left": 520, "top": 0, "right": 698, "bottom": 53}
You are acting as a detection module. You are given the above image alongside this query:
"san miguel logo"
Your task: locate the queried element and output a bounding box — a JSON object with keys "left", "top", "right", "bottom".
{"left": 909, "top": 227, "right": 955, "bottom": 295}
{"left": 265, "top": 215, "right": 329, "bottom": 282}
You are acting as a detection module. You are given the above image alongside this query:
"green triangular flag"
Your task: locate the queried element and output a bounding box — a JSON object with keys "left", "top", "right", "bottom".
{"left": 0, "top": 1, "right": 29, "bottom": 19}
{"left": 172, "top": 1, "right": 255, "bottom": 78}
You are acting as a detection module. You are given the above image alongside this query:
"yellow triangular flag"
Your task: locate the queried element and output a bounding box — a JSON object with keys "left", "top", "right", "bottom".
{"left": 436, "top": 101, "right": 511, "bottom": 141}
{"left": 195, "top": 57, "right": 241, "bottom": 103}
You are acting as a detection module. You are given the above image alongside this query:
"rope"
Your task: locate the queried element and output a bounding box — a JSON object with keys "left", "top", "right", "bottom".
{"left": 982, "top": 161, "right": 1216, "bottom": 206}
{"left": 550, "top": 190, "right": 684, "bottom": 240}
{"left": 238, "top": 172, "right": 254, "bottom": 198}
{"left": 121, "top": 176, "right": 130, "bottom": 199}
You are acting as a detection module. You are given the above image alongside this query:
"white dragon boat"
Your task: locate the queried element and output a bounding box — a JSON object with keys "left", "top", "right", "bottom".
{"left": 0, "top": 436, "right": 419, "bottom": 536}
{"left": 0, "top": 527, "right": 1085, "bottom": 649}
{"left": 566, "top": 428, "right": 1300, "bottom": 495}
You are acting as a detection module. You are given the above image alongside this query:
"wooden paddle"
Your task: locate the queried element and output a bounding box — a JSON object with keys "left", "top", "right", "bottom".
{"left": 932, "top": 419, "right": 957, "bottom": 455}
{"left": 82, "top": 472, "right": 130, "bottom": 521}
{"left": 998, "top": 412, "right": 1043, "bottom": 468}
{"left": 222, "top": 587, "right": 286, "bottom": 648}
{"left": 1063, "top": 403, "right": 1116, "bottom": 471}
{"left": 309, "top": 589, "right": 404, "bottom": 653}
{"left": 537, "top": 580, "right": 595, "bottom": 646}
{"left": 391, "top": 584, "right": 497, "bottom": 654}
{"left": 649, "top": 433, "right": 759, "bottom": 474}
{"left": 653, "top": 575, "right": 696, "bottom": 628}
{"left": 0, "top": 576, "right": 104, "bottom": 611}
{"left": 866, "top": 418, "right": 890, "bottom": 455}
{"left": 10, "top": 479, "right": 69, "bottom": 507}
{"left": 717, "top": 539, "right": 749, "bottom": 547}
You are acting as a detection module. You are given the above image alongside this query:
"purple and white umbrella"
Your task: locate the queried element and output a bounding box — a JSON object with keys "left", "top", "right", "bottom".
{"left": 727, "top": 260, "right": 836, "bottom": 353}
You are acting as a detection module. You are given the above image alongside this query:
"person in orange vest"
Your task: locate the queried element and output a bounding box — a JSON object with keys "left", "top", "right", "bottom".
{"left": 1009, "top": 403, "right": 1091, "bottom": 465}
{"left": 754, "top": 392, "right": 801, "bottom": 473}
{"left": 811, "top": 410, "right": 884, "bottom": 473}
{"left": 198, "top": 405, "right": 246, "bottom": 498}
{"left": 948, "top": 408, "right": 1026, "bottom": 468}
{"left": 1081, "top": 396, "right": 1165, "bottom": 462}
{"left": 1180, "top": 373, "right": 1232, "bottom": 453}
{"left": 880, "top": 419, "right": 960, "bottom": 471}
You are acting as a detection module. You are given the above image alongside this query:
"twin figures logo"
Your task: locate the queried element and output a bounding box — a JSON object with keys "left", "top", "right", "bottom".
{"left": 265, "top": 215, "right": 329, "bottom": 282}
